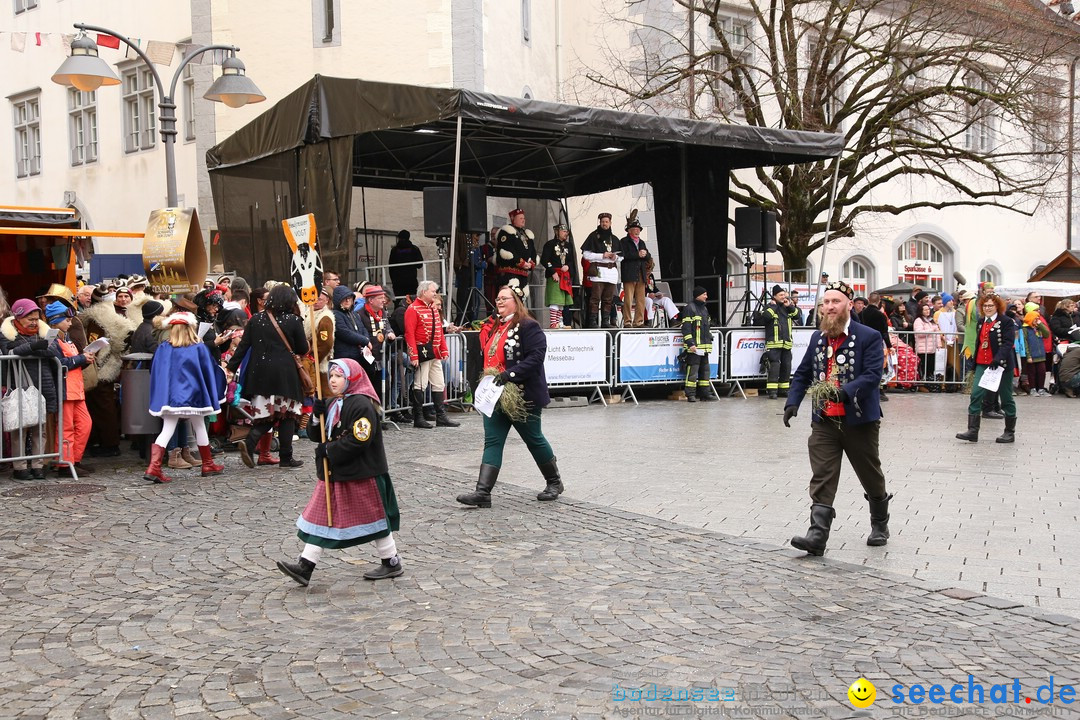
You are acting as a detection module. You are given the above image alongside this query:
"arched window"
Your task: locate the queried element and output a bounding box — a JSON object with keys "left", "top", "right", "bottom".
{"left": 896, "top": 236, "right": 946, "bottom": 291}
{"left": 978, "top": 266, "right": 1000, "bottom": 285}
{"left": 841, "top": 257, "right": 872, "bottom": 295}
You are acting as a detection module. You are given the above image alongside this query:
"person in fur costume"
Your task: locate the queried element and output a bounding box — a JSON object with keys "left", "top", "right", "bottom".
{"left": 144, "top": 312, "right": 228, "bottom": 483}
{"left": 276, "top": 358, "right": 403, "bottom": 586}
{"left": 80, "top": 293, "right": 138, "bottom": 456}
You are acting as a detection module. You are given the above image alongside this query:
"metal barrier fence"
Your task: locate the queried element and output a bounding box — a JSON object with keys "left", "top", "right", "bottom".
{"left": 542, "top": 329, "right": 613, "bottom": 405}
{"left": 1, "top": 355, "right": 73, "bottom": 477}
{"left": 377, "top": 333, "right": 469, "bottom": 427}
{"left": 612, "top": 329, "right": 722, "bottom": 404}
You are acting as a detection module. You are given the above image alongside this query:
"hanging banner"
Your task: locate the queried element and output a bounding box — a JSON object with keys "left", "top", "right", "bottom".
{"left": 617, "top": 330, "right": 720, "bottom": 384}
{"left": 143, "top": 207, "right": 207, "bottom": 294}
{"left": 282, "top": 213, "right": 322, "bottom": 305}
{"left": 727, "top": 328, "right": 817, "bottom": 378}
{"left": 544, "top": 331, "right": 609, "bottom": 385}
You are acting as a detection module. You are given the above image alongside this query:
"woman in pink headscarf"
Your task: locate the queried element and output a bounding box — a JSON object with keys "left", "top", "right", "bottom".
{"left": 275, "top": 358, "right": 403, "bottom": 586}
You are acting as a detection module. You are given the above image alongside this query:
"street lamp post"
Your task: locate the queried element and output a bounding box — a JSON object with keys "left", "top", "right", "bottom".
{"left": 51, "top": 23, "right": 264, "bottom": 207}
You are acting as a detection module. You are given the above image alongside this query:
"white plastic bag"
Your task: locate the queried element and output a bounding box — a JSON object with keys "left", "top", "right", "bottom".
{"left": 2, "top": 365, "right": 46, "bottom": 430}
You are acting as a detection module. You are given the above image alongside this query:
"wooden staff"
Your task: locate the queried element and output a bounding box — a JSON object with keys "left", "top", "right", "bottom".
{"left": 310, "top": 308, "right": 333, "bottom": 527}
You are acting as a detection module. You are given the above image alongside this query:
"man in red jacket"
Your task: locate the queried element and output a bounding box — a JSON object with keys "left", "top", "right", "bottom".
{"left": 404, "top": 280, "right": 459, "bottom": 429}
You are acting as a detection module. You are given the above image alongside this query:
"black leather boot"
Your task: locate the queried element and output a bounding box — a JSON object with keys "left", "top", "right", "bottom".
{"left": 412, "top": 390, "right": 433, "bottom": 429}
{"left": 790, "top": 504, "right": 835, "bottom": 556}
{"left": 276, "top": 556, "right": 315, "bottom": 586}
{"left": 983, "top": 395, "right": 1003, "bottom": 419}
{"left": 955, "top": 414, "right": 980, "bottom": 442}
{"left": 586, "top": 313, "right": 598, "bottom": 329}
{"left": 457, "top": 464, "right": 498, "bottom": 507}
{"left": 865, "top": 493, "right": 892, "bottom": 547}
{"left": 433, "top": 391, "right": 460, "bottom": 427}
{"left": 239, "top": 423, "right": 269, "bottom": 468}
{"left": 363, "top": 556, "right": 404, "bottom": 580}
{"left": 536, "top": 457, "right": 563, "bottom": 501}
{"left": 996, "top": 415, "right": 1016, "bottom": 444}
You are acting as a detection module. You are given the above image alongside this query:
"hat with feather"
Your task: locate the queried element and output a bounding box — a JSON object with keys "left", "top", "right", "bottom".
{"left": 625, "top": 208, "right": 642, "bottom": 231}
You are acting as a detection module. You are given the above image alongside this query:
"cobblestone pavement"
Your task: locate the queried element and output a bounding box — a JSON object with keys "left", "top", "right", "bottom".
{"left": 0, "top": 390, "right": 1077, "bottom": 719}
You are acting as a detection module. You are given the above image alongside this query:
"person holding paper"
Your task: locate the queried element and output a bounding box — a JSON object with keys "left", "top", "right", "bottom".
{"left": 956, "top": 294, "right": 1018, "bottom": 444}
{"left": 45, "top": 302, "right": 96, "bottom": 475}
{"left": 456, "top": 285, "right": 562, "bottom": 508}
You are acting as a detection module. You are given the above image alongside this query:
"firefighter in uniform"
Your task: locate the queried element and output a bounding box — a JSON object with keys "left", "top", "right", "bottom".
{"left": 681, "top": 286, "right": 715, "bottom": 402}
{"left": 763, "top": 284, "right": 798, "bottom": 399}
{"left": 495, "top": 209, "right": 537, "bottom": 303}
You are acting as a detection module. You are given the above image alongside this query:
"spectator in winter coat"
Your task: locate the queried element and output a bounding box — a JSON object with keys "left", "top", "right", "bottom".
{"left": 1, "top": 299, "right": 59, "bottom": 479}
{"left": 331, "top": 285, "right": 370, "bottom": 364}
{"left": 1050, "top": 299, "right": 1080, "bottom": 343}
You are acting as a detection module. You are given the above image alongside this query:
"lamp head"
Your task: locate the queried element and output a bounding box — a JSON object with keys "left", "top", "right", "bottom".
{"left": 204, "top": 55, "right": 265, "bottom": 108}
{"left": 51, "top": 34, "right": 121, "bottom": 92}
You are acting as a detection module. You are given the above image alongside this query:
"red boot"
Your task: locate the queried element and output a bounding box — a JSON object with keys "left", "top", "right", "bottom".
{"left": 143, "top": 444, "right": 172, "bottom": 484}
{"left": 256, "top": 433, "right": 279, "bottom": 466}
{"left": 199, "top": 445, "right": 224, "bottom": 477}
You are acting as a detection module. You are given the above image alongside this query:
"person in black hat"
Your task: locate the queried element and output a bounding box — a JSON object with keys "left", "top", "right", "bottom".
{"left": 681, "top": 286, "right": 715, "bottom": 402}
{"left": 783, "top": 280, "right": 890, "bottom": 556}
{"left": 581, "top": 212, "right": 620, "bottom": 328}
{"left": 541, "top": 223, "right": 575, "bottom": 329}
{"left": 619, "top": 210, "right": 653, "bottom": 328}
{"left": 388, "top": 230, "right": 424, "bottom": 298}
{"left": 129, "top": 300, "right": 165, "bottom": 356}
{"left": 495, "top": 210, "right": 537, "bottom": 303}
{"left": 762, "top": 284, "right": 798, "bottom": 399}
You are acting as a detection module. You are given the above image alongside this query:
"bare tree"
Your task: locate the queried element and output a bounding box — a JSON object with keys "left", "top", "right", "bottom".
{"left": 580, "top": 0, "right": 1080, "bottom": 276}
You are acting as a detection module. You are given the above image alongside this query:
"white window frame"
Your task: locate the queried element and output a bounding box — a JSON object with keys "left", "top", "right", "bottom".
{"left": 1030, "top": 85, "right": 1061, "bottom": 162}
{"left": 14, "top": 0, "right": 39, "bottom": 14}
{"left": 710, "top": 15, "right": 753, "bottom": 116}
{"left": 979, "top": 266, "right": 1001, "bottom": 286}
{"left": 522, "top": 0, "right": 531, "bottom": 45}
{"left": 182, "top": 62, "right": 196, "bottom": 142}
{"left": 896, "top": 237, "right": 946, "bottom": 292}
{"left": 963, "top": 72, "right": 995, "bottom": 153}
{"left": 12, "top": 92, "right": 41, "bottom": 178}
{"left": 68, "top": 89, "right": 98, "bottom": 166}
{"left": 841, "top": 257, "right": 873, "bottom": 295}
{"left": 121, "top": 65, "right": 157, "bottom": 153}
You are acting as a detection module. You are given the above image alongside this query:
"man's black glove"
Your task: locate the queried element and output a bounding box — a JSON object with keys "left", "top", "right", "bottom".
{"left": 28, "top": 338, "right": 48, "bottom": 352}
{"left": 836, "top": 387, "right": 849, "bottom": 404}
{"left": 783, "top": 405, "right": 798, "bottom": 427}
{"left": 312, "top": 397, "right": 327, "bottom": 416}
{"left": 493, "top": 371, "right": 511, "bottom": 386}
{"left": 315, "top": 442, "right": 327, "bottom": 464}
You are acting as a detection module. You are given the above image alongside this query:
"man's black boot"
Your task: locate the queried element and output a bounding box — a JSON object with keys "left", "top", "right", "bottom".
{"left": 457, "top": 464, "right": 498, "bottom": 507}
{"left": 955, "top": 414, "right": 980, "bottom": 442}
{"left": 276, "top": 556, "right": 315, "bottom": 586}
{"left": 363, "top": 556, "right": 404, "bottom": 580}
{"left": 412, "top": 390, "right": 433, "bottom": 429}
{"left": 433, "top": 391, "right": 460, "bottom": 427}
{"left": 790, "top": 504, "right": 835, "bottom": 556}
{"left": 536, "top": 457, "right": 563, "bottom": 501}
{"left": 996, "top": 416, "right": 1016, "bottom": 444}
{"left": 865, "top": 493, "right": 892, "bottom": 547}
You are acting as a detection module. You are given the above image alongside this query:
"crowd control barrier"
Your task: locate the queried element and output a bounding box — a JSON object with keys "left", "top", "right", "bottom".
{"left": 1, "top": 355, "right": 74, "bottom": 478}
{"left": 543, "top": 329, "right": 613, "bottom": 405}
{"left": 613, "top": 329, "right": 722, "bottom": 404}
{"left": 378, "top": 333, "right": 470, "bottom": 429}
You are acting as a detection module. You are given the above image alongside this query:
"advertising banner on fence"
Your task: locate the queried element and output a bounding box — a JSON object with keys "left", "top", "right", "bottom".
{"left": 727, "top": 329, "right": 816, "bottom": 378}
{"left": 617, "top": 331, "right": 721, "bottom": 383}
{"left": 544, "top": 331, "right": 609, "bottom": 385}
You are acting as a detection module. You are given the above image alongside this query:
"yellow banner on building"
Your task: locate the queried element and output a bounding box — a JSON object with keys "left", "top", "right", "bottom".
{"left": 143, "top": 208, "right": 207, "bottom": 294}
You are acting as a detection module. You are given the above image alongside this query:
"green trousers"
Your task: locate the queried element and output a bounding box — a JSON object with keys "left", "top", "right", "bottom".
{"left": 481, "top": 408, "right": 554, "bottom": 468}
{"left": 967, "top": 364, "right": 1017, "bottom": 418}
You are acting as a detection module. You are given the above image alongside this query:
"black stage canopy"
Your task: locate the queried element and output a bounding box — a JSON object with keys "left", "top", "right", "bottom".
{"left": 207, "top": 75, "right": 844, "bottom": 299}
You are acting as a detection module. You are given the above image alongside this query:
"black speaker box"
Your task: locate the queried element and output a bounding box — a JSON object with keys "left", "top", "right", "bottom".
{"left": 760, "top": 211, "right": 777, "bottom": 253}
{"left": 423, "top": 187, "right": 453, "bottom": 237}
{"left": 424, "top": 185, "right": 488, "bottom": 237}
{"left": 734, "top": 207, "right": 762, "bottom": 250}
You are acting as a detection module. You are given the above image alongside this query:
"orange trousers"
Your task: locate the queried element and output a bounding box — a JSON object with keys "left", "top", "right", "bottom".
{"left": 62, "top": 399, "right": 92, "bottom": 464}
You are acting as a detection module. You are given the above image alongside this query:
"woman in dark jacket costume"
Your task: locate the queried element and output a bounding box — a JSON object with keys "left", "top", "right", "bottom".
{"left": 331, "top": 285, "right": 369, "bottom": 363}
{"left": 226, "top": 285, "right": 309, "bottom": 469}
{"left": 456, "top": 285, "right": 562, "bottom": 508}
{"left": 1, "top": 299, "right": 58, "bottom": 479}
{"left": 275, "top": 358, "right": 402, "bottom": 586}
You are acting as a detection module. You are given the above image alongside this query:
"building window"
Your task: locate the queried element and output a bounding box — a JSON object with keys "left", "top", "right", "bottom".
{"left": 14, "top": 0, "right": 38, "bottom": 14}
{"left": 12, "top": 93, "right": 41, "bottom": 178}
{"left": 710, "top": 16, "right": 753, "bottom": 115}
{"left": 963, "top": 72, "right": 995, "bottom": 153}
{"left": 897, "top": 236, "right": 946, "bottom": 291}
{"left": 1030, "top": 86, "right": 1061, "bottom": 162}
{"left": 522, "top": 0, "right": 531, "bottom": 44}
{"left": 68, "top": 89, "right": 98, "bottom": 166}
{"left": 979, "top": 266, "right": 1000, "bottom": 286}
{"left": 182, "top": 62, "right": 196, "bottom": 142}
{"left": 122, "top": 66, "right": 157, "bottom": 153}
{"left": 807, "top": 37, "right": 844, "bottom": 128}
{"left": 842, "top": 257, "right": 872, "bottom": 295}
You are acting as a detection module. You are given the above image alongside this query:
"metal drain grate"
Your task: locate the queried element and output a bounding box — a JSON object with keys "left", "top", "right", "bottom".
{"left": 2, "top": 483, "right": 107, "bottom": 499}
